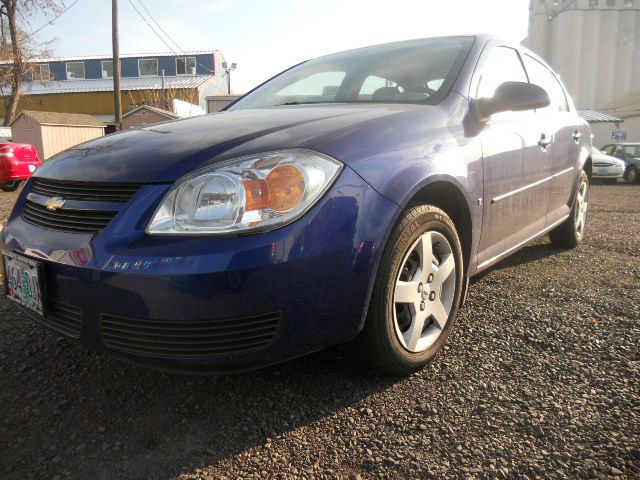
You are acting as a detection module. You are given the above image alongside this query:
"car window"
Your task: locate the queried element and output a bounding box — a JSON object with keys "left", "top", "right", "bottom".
{"left": 522, "top": 55, "right": 569, "bottom": 113}
{"left": 601, "top": 145, "right": 614, "bottom": 155}
{"left": 613, "top": 146, "right": 625, "bottom": 158}
{"left": 623, "top": 145, "right": 640, "bottom": 158}
{"left": 476, "top": 46, "right": 528, "bottom": 100}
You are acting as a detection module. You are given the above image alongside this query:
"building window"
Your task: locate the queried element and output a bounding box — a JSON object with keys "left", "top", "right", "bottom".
{"left": 101, "top": 60, "right": 113, "bottom": 78}
{"left": 138, "top": 58, "right": 158, "bottom": 77}
{"left": 607, "top": 0, "right": 616, "bottom": 6}
{"left": 176, "top": 57, "right": 196, "bottom": 75}
{"left": 66, "top": 61, "right": 85, "bottom": 80}
{"left": 589, "top": 0, "right": 599, "bottom": 7}
{"left": 32, "top": 64, "right": 50, "bottom": 81}
{"left": 624, "top": 0, "right": 632, "bottom": 6}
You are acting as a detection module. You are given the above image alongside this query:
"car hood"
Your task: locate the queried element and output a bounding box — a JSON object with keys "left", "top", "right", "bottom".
{"left": 35, "top": 104, "right": 430, "bottom": 183}
{"left": 592, "top": 152, "right": 625, "bottom": 166}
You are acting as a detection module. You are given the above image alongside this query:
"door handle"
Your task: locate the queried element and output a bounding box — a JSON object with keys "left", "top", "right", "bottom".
{"left": 538, "top": 133, "right": 552, "bottom": 149}
{"left": 572, "top": 130, "right": 582, "bottom": 143}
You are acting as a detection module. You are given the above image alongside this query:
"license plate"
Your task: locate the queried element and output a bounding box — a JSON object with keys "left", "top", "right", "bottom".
{"left": 3, "top": 252, "right": 45, "bottom": 316}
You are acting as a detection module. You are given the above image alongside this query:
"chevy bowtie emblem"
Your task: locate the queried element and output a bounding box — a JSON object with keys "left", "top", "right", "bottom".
{"left": 45, "top": 196, "right": 66, "bottom": 211}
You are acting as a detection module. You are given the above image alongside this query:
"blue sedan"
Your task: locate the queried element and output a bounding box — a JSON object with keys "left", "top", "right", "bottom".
{"left": 0, "top": 35, "right": 592, "bottom": 375}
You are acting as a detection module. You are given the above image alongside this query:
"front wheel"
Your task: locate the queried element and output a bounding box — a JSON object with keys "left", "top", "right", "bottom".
{"left": 0, "top": 181, "right": 20, "bottom": 192}
{"left": 626, "top": 166, "right": 638, "bottom": 184}
{"left": 549, "top": 170, "right": 589, "bottom": 248}
{"left": 359, "top": 205, "right": 464, "bottom": 376}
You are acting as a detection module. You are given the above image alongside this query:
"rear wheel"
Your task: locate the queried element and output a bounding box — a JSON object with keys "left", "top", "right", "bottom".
{"left": 626, "top": 166, "right": 638, "bottom": 184}
{"left": 0, "top": 181, "right": 20, "bottom": 192}
{"left": 359, "top": 205, "right": 463, "bottom": 376}
{"left": 549, "top": 170, "right": 589, "bottom": 248}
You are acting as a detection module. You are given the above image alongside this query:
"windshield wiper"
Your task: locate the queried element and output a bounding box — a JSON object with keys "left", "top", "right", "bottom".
{"left": 275, "top": 101, "right": 316, "bottom": 106}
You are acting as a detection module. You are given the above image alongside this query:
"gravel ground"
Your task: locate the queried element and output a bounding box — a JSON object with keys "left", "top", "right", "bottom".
{"left": 0, "top": 182, "right": 638, "bottom": 480}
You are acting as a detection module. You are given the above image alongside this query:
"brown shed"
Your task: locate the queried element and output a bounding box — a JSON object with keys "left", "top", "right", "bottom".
{"left": 121, "top": 105, "right": 180, "bottom": 130}
{"left": 10, "top": 110, "right": 105, "bottom": 159}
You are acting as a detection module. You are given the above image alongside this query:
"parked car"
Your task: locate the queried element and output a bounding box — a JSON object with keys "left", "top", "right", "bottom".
{"left": 600, "top": 143, "right": 640, "bottom": 184}
{"left": 591, "top": 147, "right": 626, "bottom": 183}
{"left": 0, "top": 143, "right": 42, "bottom": 192}
{"left": 0, "top": 35, "right": 592, "bottom": 375}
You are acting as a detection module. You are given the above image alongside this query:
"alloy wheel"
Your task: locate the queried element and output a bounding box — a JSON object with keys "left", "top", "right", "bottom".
{"left": 574, "top": 179, "right": 588, "bottom": 238}
{"left": 393, "top": 230, "right": 456, "bottom": 353}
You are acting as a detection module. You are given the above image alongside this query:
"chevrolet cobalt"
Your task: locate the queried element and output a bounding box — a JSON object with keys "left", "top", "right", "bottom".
{"left": 1, "top": 35, "right": 591, "bottom": 375}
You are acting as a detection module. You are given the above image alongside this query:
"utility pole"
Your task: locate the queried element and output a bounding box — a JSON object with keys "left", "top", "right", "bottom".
{"left": 161, "top": 69, "right": 167, "bottom": 110}
{"left": 222, "top": 62, "right": 237, "bottom": 94}
{"left": 112, "top": 0, "right": 122, "bottom": 130}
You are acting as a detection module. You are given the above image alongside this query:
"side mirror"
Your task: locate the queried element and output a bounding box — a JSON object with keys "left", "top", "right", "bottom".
{"left": 476, "top": 81, "right": 550, "bottom": 119}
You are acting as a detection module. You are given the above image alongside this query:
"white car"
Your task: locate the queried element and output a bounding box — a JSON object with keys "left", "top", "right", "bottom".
{"left": 591, "top": 147, "right": 626, "bottom": 183}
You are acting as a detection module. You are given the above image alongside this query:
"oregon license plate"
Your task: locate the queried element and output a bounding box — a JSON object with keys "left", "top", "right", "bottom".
{"left": 3, "top": 252, "right": 45, "bottom": 316}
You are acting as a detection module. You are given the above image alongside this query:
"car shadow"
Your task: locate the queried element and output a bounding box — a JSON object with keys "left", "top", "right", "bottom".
{"left": 471, "top": 240, "right": 566, "bottom": 283}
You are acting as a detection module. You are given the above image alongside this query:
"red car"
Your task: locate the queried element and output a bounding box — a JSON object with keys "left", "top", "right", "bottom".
{"left": 0, "top": 143, "right": 42, "bottom": 192}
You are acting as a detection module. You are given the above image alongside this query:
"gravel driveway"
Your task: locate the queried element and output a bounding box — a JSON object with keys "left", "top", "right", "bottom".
{"left": 1, "top": 182, "right": 638, "bottom": 480}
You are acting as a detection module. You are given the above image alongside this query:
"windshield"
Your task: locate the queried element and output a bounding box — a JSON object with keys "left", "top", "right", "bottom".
{"left": 229, "top": 36, "right": 475, "bottom": 110}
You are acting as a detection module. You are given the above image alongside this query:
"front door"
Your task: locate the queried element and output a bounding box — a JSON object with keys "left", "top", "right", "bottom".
{"left": 474, "top": 45, "right": 552, "bottom": 268}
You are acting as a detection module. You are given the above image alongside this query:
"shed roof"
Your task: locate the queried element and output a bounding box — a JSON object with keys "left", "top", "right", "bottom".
{"left": 12, "top": 110, "right": 106, "bottom": 127}
{"left": 577, "top": 109, "right": 623, "bottom": 123}
{"left": 123, "top": 104, "right": 180, "bottom": 119}
{"left": 15, "top": 75, "right": 216, "bottom": 96}
{"left": 602, "top": 91, "right": 640, "bottom": 119}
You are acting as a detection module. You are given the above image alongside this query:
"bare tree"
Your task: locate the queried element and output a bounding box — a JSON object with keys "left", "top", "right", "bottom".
{"left": 0, "top": 0, "right": 63, "bottom": 126}
{"left": 126, "top": 87, "right": 200, "bottom": 112}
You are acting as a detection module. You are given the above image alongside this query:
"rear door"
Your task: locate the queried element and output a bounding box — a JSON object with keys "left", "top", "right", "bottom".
{"left": 475, "top": 45, "right": 552, "bottom": 267}
{"left": 521, "top": 54, "right": 579, "bottom": 225}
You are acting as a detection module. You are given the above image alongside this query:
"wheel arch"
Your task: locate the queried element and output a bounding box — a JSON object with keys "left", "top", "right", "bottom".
{"left": 403, "top": 179, "right": 474, "bottom": 279}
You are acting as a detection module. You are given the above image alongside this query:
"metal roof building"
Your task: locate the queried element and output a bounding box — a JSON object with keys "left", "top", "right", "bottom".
{"left": 0, "top": 49, "right": 228, "bottom": 124}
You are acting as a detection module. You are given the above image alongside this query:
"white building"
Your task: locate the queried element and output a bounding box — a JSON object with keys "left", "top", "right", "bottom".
{"left": 524, "top": 0, "right": 640, "bottom": 143}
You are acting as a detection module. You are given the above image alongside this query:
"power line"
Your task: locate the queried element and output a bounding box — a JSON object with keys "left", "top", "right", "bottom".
{"left": 24, "top": 0, "right": 82, "bottom": 38}
{"left": 136, "top": 0, "right": 183, "bottom": 53}
{"left": 134, "top": 0, "right": 214, "bottom": 74}
{"left": 127, "top": 0, "right": 227, "bottom": 95}
{"left": 127, "top": 0, "right": 176, "bottom": 53}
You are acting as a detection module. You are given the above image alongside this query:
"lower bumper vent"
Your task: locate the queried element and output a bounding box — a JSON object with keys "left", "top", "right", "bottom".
{"left": 35, "top": 300, "right": 82, "bottom": 338}
{"left": 100, "top": 312, "right": 281, "bottom": 357}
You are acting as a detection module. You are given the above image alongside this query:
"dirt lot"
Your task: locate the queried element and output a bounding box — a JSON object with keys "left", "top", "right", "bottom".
{"left": 0, "top": 182, "right": 638, "bottom": 480}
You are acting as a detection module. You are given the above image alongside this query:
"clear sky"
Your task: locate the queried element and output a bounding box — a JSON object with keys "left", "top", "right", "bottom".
{"left": 26, "top": 0, "right": 530, "bottom": 93}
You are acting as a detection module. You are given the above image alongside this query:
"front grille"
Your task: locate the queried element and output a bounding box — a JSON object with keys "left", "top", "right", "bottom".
{"left": 593, "top": 162, "right": 612, "bottom": 167}
{"left": 101, "top": 312, "right": 282, "bottom": 357}
{"left": 31, "top": 178, "right": 142, "bottom": 203}
{"left": 22, "top": 200, "right": 117, "bottom": 233}
{"left": 33, "top": 300, "right": 82, "bottom": 338}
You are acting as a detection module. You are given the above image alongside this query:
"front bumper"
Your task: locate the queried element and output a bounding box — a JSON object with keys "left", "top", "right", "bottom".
{"left": 592, "top": 166, "right": 624, "bottom": 178}
{"left": 1, "top": 168, "right": 399, "bottom": 372}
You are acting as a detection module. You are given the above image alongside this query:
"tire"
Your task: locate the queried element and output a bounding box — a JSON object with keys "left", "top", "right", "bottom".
{"left": 549, "top": 170, "right": 589, "bottom": 248}
{"left": 0, "top": 181, "right": 20, "bottom": 192}
{"left": 626, "top": 166, "right": 638, "bottom": 184}
{"left": 359, "top": 205, "right": 464, "bottom": 376}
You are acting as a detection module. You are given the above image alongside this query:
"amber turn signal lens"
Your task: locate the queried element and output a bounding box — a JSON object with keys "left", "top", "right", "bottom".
{"left": 266, "top": 164, "right": 305, "bottom": 212}
{"left": 242, "top": 178, "right": 269, "bottom": 211}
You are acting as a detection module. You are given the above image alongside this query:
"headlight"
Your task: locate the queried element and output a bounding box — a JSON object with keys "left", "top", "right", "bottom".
{"left": 146, "top": 149, "right": 343, "bottom": 235}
